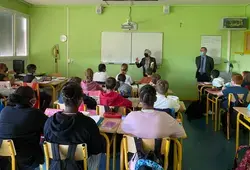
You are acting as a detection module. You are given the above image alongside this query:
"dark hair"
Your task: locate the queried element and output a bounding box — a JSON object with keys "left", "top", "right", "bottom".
{"left": 85, "top": 68, "right": 94, "bottom": 82}
{"left": 121, "top": 63, "right": 128, "bottom": 73}
{"left": 201, "top": 47, "right": 207, "bottom": 51}
{"left": 0, "top": 63, "right": 7, "bottom": 73}
{"left": 155, "top": 80, "right": 169, "bottom": 95}
{"left": 61, "top": 82, "right": 83, "bottom": 107}
{"left": 98, "top": 64, "right": 106, "bottom": 72}
{"left": 139, "top": 85, "right": 157, "bottom": 107}
{"left": 211, "top": 69, "right": 220, "bottom": 78}
{"left": 242, "top": 71, "right": 250, "bottom": 78}
{"left": 146, "top": 68, "right": 153, "bottom": 76}
{"left": 244, "top": 73, "right": 250, "bottom": 83}
{"left": 9, "top": 86, "right": 35, "bottom": 106}
{"left": 118, "top": 74, "right": 126, "bottom": 82}
{"left": 232, "top": 73, "right": 243, "bottom": 85}
{"left": 151, "top": 74, "right": 161, "bottom": 85}
{"left": 68, "top": 77, "right": 82, "bottom": 85}
{"left": 27, "top": 64, "right": 37, "bottom": 73}
{"left": 105, "top": 77, "right": 116, "bottom": 90}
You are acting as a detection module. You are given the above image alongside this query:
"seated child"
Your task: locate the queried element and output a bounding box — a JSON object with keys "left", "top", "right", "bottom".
{"left": 81, "top": 68, "right": 103, "bottom": 91}
{"left": 116, "top": 63, "right": 133, "bottom": 85}
{"left": 0, "top": 63, "right": 14, "bottom": 84}
{"left": 100, "top": 77, "right": 132, "bottom": 107}
{"left": 44, "top": 82, "right": 104, "bottom": 169}
{"left": 117, "top": 74, "right": 132, "bottom": 98}
{"left": 149, "top": 73, "right": 161, "bottom": 87}
{"left": 139, "top": 68, "right": 153, "bottom": 84}
{"left": 93, "top": 63, "right": 108, "bottom": 83}
{"left": 154, "top": 80, "right": 181, "bottom": 113}
{"left": 58, "top": 77, "right": 97, "bottom": 110}
{"left": 242, "top": 71, "right": 250, "bottom": 90}
{"left": 23, "top": 64, "right": 51, "bottom": 111}
{"left": 121, "top": 85, "right": 186, "bottom": 139}
{"left": 218, "top": 73, "right": 249, "bottom": 109}
{"left": 211, "top": 69, "right": 224, "bottom": 89}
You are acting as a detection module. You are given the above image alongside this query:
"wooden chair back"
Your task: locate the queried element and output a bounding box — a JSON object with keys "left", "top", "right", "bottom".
{"left": 0, "top": 140, "right": 16, "bottom": 170}
{"left": 122, "top": 135, "right": 171, "bottom": 170}
{"left": 96, "top": 105, "right": 126, "bottom": 116}
{"left": 22, "top": 82, "right": 40, "bottom": 109}
{"left": 43, "top": 141, "right": 88, "bottom": 170}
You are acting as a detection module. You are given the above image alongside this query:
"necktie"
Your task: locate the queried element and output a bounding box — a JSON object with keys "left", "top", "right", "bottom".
{"left": 200, "top": 57, "right": 204, "bottom": 74}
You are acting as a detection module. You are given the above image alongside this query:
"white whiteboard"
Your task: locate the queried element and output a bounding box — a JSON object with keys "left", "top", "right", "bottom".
{"left": 201, "top": 35, "right": 222, "bottom": 64}
{"left": 101, "top": 32, "right": 132, "bottom": 64}
{"left": 131, "top": 33, "right": 163, "bottom": 64}
{"left": 101, "top": 32, "right": 163, "bottom": 64}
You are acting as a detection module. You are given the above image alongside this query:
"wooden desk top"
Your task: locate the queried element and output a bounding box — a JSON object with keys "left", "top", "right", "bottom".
{"left": 233, "top": 107, "right": 250, "bottom": 118}
{"left": 198, "top": 82, "right": 212, "bottom": 86}
{"left": 99, "top": 118, "right": 121, "bottom": 134}
{"left": 205, "top": 88, "right": 221, "bottom": 96}
{"left": 39, "top": 79, "right": 67, "bottom": 86}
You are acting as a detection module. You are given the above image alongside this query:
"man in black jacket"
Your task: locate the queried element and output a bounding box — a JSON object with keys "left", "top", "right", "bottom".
{"left": 136, "top": 49, "right": 157, "bottom": 77}
{"left": 195, "top": 47, "right": 214, "bottom": 82}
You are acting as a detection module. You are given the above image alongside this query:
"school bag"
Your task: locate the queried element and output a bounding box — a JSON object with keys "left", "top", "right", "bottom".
{"left": 129, "top": 138, "right": 164, "bottom": 170}
{"left": 185, "top": 99, "right": 205, "bottom": 121}
{"left": 49, "top": 144, "right": 83, "bottom": 170}
{"left": 233, "top": 145, "right": 250, "bottom": 170}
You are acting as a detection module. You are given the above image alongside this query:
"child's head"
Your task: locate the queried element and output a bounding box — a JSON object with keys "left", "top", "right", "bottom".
{"left": 105, "top": 77, "right": 117, "bottom": 90}
{"left": 0, "top": 63, "right": 8, "bottom": 73}
{"left": 85, "top": 68, "right": 94, "bottom": 82}
{"left": 211, "top": 69, "right": 220, "bottom": 79}
{"left": 118, "top": 74, "right": 126, "bottom": 83}
{"left": 155, "top": 80, "right": 169, "bottom": 95}
{"left": 61, "top": 82, "right": 83, "bottom": 109}
{"left": 151, "top": 74, "right": 161, "bottom": 85}
{"left": 243, "top": 72, "right": 250, "bottom": 83}
{"left": 231, "top": 73, "right": 243, "bottom": 86}
{"left": 98, "top": 64, "right": 106, "bottom": 72}
{"left": 242, "top": 71, "right": 250, "bottom": 79}
{"left": 27, "top": 64, "right": 37, "bottom": 74}
{"left": 68, "top": 77, "right": 82, "bottom": 85}
{"left": 9, "top": 86, "right": 36, "bottom": 107}
{"left": 146, "top": 68, "right": 153, "bottom": 76}
{"left": 121, "top": 63, "right": 128, "bottom": 74}
{"left": 139, "top": 85, "right": 157, "bottom": 108}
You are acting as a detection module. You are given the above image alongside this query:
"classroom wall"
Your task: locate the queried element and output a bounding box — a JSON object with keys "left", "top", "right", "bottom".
{"left": 0, "top": 0, "right": 29, "bottom": 14}
{"left": 29, "top": 5, "right": 250, "bottom": 100}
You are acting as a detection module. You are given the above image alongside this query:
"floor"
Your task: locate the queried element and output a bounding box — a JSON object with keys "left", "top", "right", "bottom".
{"left": 98, "top": 102, "right": 250, "bottom": 170}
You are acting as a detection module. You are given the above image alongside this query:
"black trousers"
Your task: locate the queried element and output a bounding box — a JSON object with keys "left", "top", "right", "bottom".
{"left": 197, "top": 73, "right": 211, "bottom": 82}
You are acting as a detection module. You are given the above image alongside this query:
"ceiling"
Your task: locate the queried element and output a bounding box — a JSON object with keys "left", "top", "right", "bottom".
{"left": 22, "top": 0, "right": 250, "bottom": 5}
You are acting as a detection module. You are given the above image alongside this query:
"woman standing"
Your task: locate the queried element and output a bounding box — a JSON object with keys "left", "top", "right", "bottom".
{"left": 135, "top": 49, "right": 157, "bottom": 77}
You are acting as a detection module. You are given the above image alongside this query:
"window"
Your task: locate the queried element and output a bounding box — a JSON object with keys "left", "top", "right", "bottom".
{"left": 0, "top": 8, "right": 28, "bottom": 58}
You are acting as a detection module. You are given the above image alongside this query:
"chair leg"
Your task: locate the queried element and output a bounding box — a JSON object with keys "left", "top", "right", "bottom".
{"left": 227, "top": 111, "right": 230, "bottom": 140}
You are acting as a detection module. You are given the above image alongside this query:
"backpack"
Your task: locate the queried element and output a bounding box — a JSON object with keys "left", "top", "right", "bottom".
{"left": 49, "top": 144, "right": 83, "bottom": 170}
{"left": 185, "top": 99, "right": 205, "bottom": 121}
{"left": 233, "top": 145, "right": 250, "bottom": 170}
{"left": 129, "top": 138, "right": 164, "bottom": 170}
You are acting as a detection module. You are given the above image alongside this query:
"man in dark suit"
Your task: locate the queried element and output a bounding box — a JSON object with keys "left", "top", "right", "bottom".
{"left": 135, "top": 49, "right": 157, "bottom": 77}
{"left": 195, "top": 47, "right": 214, "bottom": 82}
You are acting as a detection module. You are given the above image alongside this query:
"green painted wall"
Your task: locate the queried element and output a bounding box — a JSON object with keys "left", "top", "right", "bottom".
{"left": 0, "top": 0, "right": 29, "bottom": 14}
{"left": 29, "top": 5, "right": 250, "bottom": 100}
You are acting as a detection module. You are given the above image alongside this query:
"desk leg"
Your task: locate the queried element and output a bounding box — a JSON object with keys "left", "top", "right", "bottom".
{"left": 120, "top": 138, "right": 124, "bottom": 170}
{"left": 49, "top": 85, "right": 56, "bottom": 106}
{"left": 236, "top": 112, "right": 240, "bottom": 154}
{"left": 206, "top": 93, "right": 209, "bottom": 125}
{"left": 215, "top": 98, "right": 218, "bottom": 132}
{"left": 101, "top": 133, "right": 110, "bottom": 170}
{"left": 212, "top": 101, "right": 214, "bottom": 121}
{"left": 112, "top": 134, "right": 117, "bottom": 170}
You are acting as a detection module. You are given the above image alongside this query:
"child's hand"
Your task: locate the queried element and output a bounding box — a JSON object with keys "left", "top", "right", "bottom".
{"left": 136, "top": 58, "right": 139, "bottom": 63}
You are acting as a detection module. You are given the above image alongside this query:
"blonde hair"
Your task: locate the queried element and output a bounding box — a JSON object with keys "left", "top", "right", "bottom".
{"left": 85, "top": 68, "right": 94, "bottom": 82}
{"left": 155, "top": 80, "right": 169, "bottom": 95}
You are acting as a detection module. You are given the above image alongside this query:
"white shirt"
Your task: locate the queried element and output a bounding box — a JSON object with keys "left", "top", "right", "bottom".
{"left": 115, "top": 74, "right": 133, "bottom": 85}
{"left": 154, "top": 93, "right": 180, "bottom": 112}
{"left": 93, "top": 72, "right": 108, "bottom": 83}
{"left": 212, "top": 77, "right": 224, "bottom": 88}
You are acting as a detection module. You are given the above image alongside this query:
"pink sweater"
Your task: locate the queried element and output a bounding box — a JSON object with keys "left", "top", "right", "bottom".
{"left": 121, "top": 110, "right": 186, "bottom": 139}
{"left": 81, "top": 81, "right": 103, "bottom": 91}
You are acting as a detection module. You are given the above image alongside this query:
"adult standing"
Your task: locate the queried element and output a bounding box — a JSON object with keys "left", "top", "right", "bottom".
{"left": 195, "top": 47, "right": 214, "bottom": 82}
{"left": 136, "top": 49, "right": 157, "bottom": 77}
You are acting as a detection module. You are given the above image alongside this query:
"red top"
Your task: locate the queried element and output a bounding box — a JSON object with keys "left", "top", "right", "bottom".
{"left": 139, "top": 77, "right": 152, "bottom": 84}
{"left": 100, "top": 91, "right": 132, "bottom": 108}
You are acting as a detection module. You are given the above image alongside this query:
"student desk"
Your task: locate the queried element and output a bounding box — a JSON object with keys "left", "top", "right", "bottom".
{"left": 197, "top": 82, "right": 212, "bottom": 100}
{"left": 117, "top": 120, "right": 186, "bottom": 170}
{"left": 205, "top": 88, "right": 222, "bottom": 132}
{"left": 234, "top": 107, "right": 250, "bottom": 153}
{"left": 99, "top": 118, "right": 122, "bottom": 170}
{"left": 39, "top": 78, "right": 68, "bottom": 104}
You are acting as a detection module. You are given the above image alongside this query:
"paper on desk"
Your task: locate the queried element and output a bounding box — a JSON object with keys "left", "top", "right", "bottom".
{"left": 90, "top": 115, "right": 101, "bottom": 124}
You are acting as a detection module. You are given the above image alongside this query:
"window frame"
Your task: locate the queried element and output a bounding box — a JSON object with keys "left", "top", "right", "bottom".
{"left": 0, "top": 7, "right": 29, "bottom": 59}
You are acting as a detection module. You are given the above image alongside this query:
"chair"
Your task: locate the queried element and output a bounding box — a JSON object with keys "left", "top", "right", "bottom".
{"left": 0, "top": 139, "right": 16, "bottom": 170}
{"left": 96, "top": 105, "right": 126, "bottom": 116}
{"left": 43, "top": 141, "right": 88, "bottom": 170}
{"left": 121, "top": 135, "right": 183, "bottom": 170}
{"left": 84, "top": 90, "right": 101, "bottom": 105}
{"left": 54, "top": 101, "right": 87, "bottom": 111}
{"left": 22, "top": 82, "right": 40, "bottom": 109}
